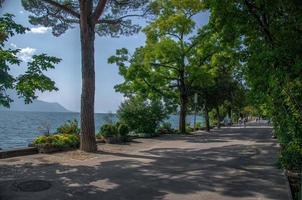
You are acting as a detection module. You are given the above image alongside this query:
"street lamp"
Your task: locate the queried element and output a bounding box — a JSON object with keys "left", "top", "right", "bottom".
{"left": 194, "top": 93, "right": 198, "bottom": 131}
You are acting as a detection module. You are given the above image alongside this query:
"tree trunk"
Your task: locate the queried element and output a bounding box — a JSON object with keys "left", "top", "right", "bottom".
{"left": 228, "top": 107, "right": 232, "bottom": 125}
{"left": 79, "top": 0, "right": 97, "bottom": 152}
{"left": 205, "top": 105, "right": 210, "bottom": 131}
{"left": 179, "top": 95, "right": 188, "bottom": 134}
{"left": 216, "top": 106, "right": 221, "bottom": 129}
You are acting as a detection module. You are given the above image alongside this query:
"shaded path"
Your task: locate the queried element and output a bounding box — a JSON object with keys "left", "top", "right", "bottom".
{"left": 0, "top": 127, "right": 289, "bottom": 200}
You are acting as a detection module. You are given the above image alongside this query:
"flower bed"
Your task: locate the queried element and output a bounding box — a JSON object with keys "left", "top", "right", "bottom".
{"left": 33, "top": 134, "right": 80, "bottom": 153}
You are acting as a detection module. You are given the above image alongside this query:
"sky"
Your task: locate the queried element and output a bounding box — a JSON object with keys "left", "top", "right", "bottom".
{"left": 1, "top": 1, "right": 209, "bottom": 113}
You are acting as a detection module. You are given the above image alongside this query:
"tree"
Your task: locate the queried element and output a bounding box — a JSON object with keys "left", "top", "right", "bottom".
{"left": 117, "top": 96, "right": 168, "bottom": 134}
{"left": 189, "top": 26, "right": 244, "bottom": 130}
{"left": 109, "top": 0, "right": 206, "bottom": 133}
{"left": 21, "top": 0, "right": 153, "bottom": 152}
{"left": 0, "top": 13, "right": 60, "bottom": 107}
{"left": 205, "top": 0, "right": 302, "bottom": 179}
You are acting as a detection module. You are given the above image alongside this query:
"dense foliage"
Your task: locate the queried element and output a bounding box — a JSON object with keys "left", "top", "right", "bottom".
{"left": 0, "top": 13, "right": 60, "bottom": 107}
{"left": 204, "top": 0, "right": 302, "bottom": 171}
{"left": 33, "top": 134, "right": 80, "bottom": 149}
{"left": 202, "top": 1, "right": 302, "bottom": 198}
{"left": 117, "top": 96, "right": 168, "bottom": 134}
{"left": 97, "top": 123, "right": 130, "bottom": 143}
{"left": 98, "top": 124, "right": 117, "bottom": 138}
{"left": 109, "top": 0, "right": 206, "bottom": 133}
{"left": 56, "top": 119, "right": 80, "bottom": 135}
{"left": 33, "top": 120, "right": 80, "bottom": 150}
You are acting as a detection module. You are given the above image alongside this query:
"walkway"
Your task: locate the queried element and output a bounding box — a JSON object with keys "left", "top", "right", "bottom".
{"left": 0, "top": 127, "right": 290, "bottom": 200}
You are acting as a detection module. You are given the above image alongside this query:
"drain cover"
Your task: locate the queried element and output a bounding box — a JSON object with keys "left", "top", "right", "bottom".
{"left": 12, "top": 180, "right": 51, "bottom": 192}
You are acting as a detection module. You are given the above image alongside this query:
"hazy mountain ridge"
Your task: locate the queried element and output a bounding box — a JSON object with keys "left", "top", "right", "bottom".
{"left": 0, "top": 91, "right": 70, "bottom": 112}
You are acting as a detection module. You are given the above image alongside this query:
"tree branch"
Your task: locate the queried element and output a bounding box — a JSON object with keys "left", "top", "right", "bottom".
{"left": 244, "top": 0, "right": 274, "bottom": 44}
{"left": 42, "top": 0, "right": 80, "bottom": 18}
{"left": 142, "top": 78, "right": 167, "bottom": 96}
{"left": 92, "top": 0, "right": 107, "bottom": 24}
{"left": 95, "top": 10, "right": 150, "bottom": 25}
{"left": 150, "top": 62, "right": 180, "bottom": 71}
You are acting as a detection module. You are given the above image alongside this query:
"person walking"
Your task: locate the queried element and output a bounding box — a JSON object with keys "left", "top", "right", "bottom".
{"left": 243, "top": 118, "right": 247, "bottom": 128}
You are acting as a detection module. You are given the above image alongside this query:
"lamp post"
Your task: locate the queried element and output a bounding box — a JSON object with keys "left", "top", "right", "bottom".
{"left": 194, "top": 93, "right": 198, "bottom": 131}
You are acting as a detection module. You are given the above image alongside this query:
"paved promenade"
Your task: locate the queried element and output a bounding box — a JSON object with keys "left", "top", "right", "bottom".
{"left": 0, "top": 126, "right": 290, "bottom": 200}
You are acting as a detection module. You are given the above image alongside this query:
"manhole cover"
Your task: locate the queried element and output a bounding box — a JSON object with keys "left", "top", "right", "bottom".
{"left": 12, "top": 180, "right": 51, "bottom": 192}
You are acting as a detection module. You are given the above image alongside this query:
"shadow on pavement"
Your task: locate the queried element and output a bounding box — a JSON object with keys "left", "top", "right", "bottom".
{"left": 0, "top": 128, "right": 288, "bottom": 200}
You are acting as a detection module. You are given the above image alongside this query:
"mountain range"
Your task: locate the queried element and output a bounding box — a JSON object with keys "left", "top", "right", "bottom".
{"left": 0, "top": 91, "right": 70, "bottom": 112}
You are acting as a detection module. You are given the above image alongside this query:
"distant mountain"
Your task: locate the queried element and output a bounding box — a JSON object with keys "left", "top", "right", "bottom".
{"left": 0, "top": 91, "right": 70, "bottom": 112}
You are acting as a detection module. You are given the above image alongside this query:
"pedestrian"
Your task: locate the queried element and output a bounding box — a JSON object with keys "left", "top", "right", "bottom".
{"left": 243, "top": 118, "right": 247, "bottom": 128}
{"left": 238, "top": 117, "right": 242, "bottom": 126}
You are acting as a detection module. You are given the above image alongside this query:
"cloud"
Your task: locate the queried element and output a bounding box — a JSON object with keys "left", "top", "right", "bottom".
{"left": 10, "top": 43, "right": 17, "bottom": 48}
{"left": 17, "top": 47, "right": 37, "bottom": 62}
{"left": 27, "top": 27, "right": 51, "bottom": 34}
{"left": 19, "top": 11, "right": 24, "bottom": 14}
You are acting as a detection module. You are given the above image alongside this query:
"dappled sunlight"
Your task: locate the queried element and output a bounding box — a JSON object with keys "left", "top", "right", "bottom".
{"left": 0, "top": 128, "right": 289, "bottom": 200}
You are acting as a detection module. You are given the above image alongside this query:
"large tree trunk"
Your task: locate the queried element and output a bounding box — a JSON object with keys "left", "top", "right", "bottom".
{"left": 79, "top": 0, "right": 97, "bottom": 152}
{"left": 204, "top": 105, "right": 210, "bottom": 131}
{"left": 216, "top": 106, "right": 221, "bottom": 129}
{"left": 179, "top": 69, "right": 188, "bottom": 134}
{"left": 179, "top": 94, "right": 188, "bottom": 134}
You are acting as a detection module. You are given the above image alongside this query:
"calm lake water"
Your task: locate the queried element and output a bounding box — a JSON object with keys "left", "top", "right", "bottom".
{"left": 0, "top": 111, "right": 204, "bottom": 150}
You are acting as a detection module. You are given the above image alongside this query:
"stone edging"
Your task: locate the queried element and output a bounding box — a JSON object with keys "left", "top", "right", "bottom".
{"left": 284, "top": 170, "right": 294, "bottom": 200}
{"left": 0, "top": 147, "right": 38, "bottom": 159}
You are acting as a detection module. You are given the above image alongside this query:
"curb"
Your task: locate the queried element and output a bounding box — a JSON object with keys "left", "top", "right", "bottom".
{"left": 0, "top": 147, "right": 38, "bottom": 159}
{"left": 284, "top": 170, "right": 294, "bottom": 200}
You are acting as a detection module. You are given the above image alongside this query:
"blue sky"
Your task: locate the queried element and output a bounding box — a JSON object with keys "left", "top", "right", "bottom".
{"left": 1, "top": 1, "right": 209, "bottom": 113}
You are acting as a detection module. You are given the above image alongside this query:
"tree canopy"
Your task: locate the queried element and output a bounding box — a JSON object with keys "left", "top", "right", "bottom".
{"left": 0, "top": 13, "right": 60, "bottom": 108}
{"left": 109, "top": 0, "right": 207, "bottom": 133}
{"left": 22, "top": 0, "right": 153, "bottom": 37}
{"left": 205, "top": 0, "right": 302, "bottom": 174}
{"left": 22, "top": 0, "right": 154, "bottom": 152}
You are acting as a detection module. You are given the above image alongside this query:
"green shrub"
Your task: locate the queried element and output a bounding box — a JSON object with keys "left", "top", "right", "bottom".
{"left": 57, "top": 119, "right": 80, "bottom": 135}
{"left": 279, "top": 142, "right": 302, "bottom": 171}
{"left": 99, "top": 124, "right": 117, "bottom": 138}
{"left": 115, "top": 121, "right": 121, "bottom": 129}
{"left": 33, "top": 134, "right": 80, "bottom": 148}
{"left": 186, "top": 123, "right": 193, "bottom": 133}
{"left": 196, "top": 122, "right": 202, "bottom": 129}
{"left": 117, "top": 96, "right": 168, "bottom": 134}
{"left": 118, "top": 124, "right": 129, "bottom": 137}
{"left": 161, "top": 122, "right": 172, "bottom": 130}
{"left": 158, "top": 122, "right": 175, "bottom": 134}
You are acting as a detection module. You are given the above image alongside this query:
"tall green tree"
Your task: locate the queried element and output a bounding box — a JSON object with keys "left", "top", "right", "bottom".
{"left": 205, "top": 0, "right": 302, "bottom": 177}
{"left": 189, "top": 26, "right": 244, "bottom": 130}
{"left": 0, "top": 13, "right": 60, "bottom": 107}
{"left": 110, "top": 0, "right": 205, "bottom": 133}
{"left": 21, "top": 0, "right": 153, "bottom": 152}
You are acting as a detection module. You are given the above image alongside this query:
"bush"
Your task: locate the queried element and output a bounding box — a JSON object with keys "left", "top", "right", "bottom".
{"left": 196, "top": 122, "right": 202, "bottom": 129}
{"left": 186, "top": 123, "right": 193, "bottom": 133}
{"left": 118, "top": 124, "right": 129, "bottom": 137}
{"left": 99, "top": 124, "right": 117, "bottom": 138}
{"left": 158, "top": 122, "right": 175, "bottom": 134}
{"left": 161, "top": 122, "right": 172, "bottom": 130}
{"left": 117, "top": 97, "right": 168, "bottom": 134}
{"left": 33, "top": 133, "right": 80, "bottom": 149}
{"left": 279, "top": 142, "right": 302, "bottom": 171}
{"left": 97, "top": 123, "right": 130, "bottom": 143}
{"left": 57, "top": 119, "right": 80, "bottom": 135}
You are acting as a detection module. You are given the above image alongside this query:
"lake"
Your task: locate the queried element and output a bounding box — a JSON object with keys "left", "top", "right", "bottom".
{"left": 0, "top": 111, "right": 204, "bottom": 150}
